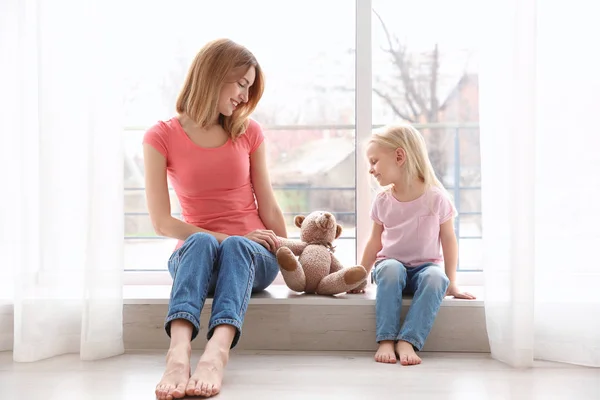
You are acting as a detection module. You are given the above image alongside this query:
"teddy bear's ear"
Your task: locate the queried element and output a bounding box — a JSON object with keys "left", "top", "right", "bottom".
{"left": 336, "top": 224, "right": 343, "bottom": 239}
{"left": 295, "top": 215, "right": 305, "bottom": 228}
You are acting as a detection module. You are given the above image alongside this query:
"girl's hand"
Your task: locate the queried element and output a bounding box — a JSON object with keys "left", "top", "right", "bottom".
{"left": 244, "top": 229, "right": 279, "bottom": 252}
{"left": 446, "top": 283, "right": 476, "bottom": 300}
{"left": 347, "top": 280, "right": 367, "bottom": 294}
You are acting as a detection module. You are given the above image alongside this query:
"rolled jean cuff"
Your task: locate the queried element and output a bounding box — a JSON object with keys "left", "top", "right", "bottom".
{"left": 208, "top": 318, "right": 243, "bottom": 348}
{"left": 376, "top": 334, "right": 399, "bottom": 343}
{"left": 397, "top": 335, "right": 422, "bottom": 351}
{"left": 165, "top": 311, "right": 200, "bottom": 340}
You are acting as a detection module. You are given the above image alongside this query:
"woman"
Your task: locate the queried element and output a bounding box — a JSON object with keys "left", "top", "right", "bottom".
{"left": 143, "top": 38, "right": 287, "bottom": 400}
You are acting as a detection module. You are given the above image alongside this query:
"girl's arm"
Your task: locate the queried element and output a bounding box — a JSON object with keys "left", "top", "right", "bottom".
{"left": 440, "top": 218, "right": 458, "bottom": 284}
{"left": 143, "top": 144, "right": 229, "bottom": 242}
{"left": 347, "top": 221, "right": 383, "bottom": 294}
{"left": 360, "top": 221, "right": 384, "bottom": 274}
{"left": 440, "top": 218, "right": 476, "bottom": 299}
{"left": 250, "top": 142, "right": 288, "bottom": 238}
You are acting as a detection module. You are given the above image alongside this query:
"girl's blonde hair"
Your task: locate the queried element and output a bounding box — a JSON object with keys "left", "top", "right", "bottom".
{"left": 369, "top": 124, "right": 454, "bottom": 205}
{"left": 176, "top": 38, "right": 264, "bottom": 140}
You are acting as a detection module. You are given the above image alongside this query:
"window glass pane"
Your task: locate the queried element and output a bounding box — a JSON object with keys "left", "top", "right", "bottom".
{"left": 459, "top": 189, "right": 481, "bottom": 213}
{"left": 459, "top": 239, "right": 483, "bottom": 271}
{"left": 459, "top": 214, "right": 482, "bottom": 238}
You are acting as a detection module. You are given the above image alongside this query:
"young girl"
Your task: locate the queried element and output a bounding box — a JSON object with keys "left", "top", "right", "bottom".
{"left": 349, "top": 124, "right": 476, "bottom": 366}
{"left": 143, "top": 39, "right": 287, "bottom": 399}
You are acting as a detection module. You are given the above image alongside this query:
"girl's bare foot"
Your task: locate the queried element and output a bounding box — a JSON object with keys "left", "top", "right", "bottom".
{"left": 155, "top": 343, "right": 191, "bottom": 400}
{"left": 186, "top": 343, "right": 229, "bottom": 398}
{"left": 375, "top": 340, "right": 397, "bottom": 364}
{"left": 396, "top": 340, "right": 422, "bottom": 366}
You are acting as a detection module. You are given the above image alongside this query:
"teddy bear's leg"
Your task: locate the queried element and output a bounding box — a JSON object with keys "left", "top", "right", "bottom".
{"left": 276, "top": 247, "right": 306, "bottom": 292}
{"left": 316, "top": 265, "right": 368, "bottom": 296}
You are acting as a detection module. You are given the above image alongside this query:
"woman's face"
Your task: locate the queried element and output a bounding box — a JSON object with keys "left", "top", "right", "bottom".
{"left": 217, "top": 66, "right": 256, "bottom": 116}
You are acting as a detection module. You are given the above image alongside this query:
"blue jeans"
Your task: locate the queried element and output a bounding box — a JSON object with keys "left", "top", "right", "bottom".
{"left": 165, "top": 233, "right": 279, "bottom": 348}
{"left": 372, "top": 259, "right": 449, "bottom": 350}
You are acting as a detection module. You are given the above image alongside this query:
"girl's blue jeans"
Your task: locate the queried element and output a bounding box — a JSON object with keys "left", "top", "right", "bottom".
{"left": 372, "top": 258, "right": 449, "bottom": 350}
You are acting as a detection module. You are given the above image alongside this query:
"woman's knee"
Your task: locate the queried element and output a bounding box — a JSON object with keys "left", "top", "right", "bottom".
{"left": 186, "top": 232, "right": 220, "bottom": 250}
{"left": 253, "top": 261, "right": 280, "bottom": 292}
{"left": 220, "top": 235, "right": 252, "bottom": 253}
{"left": 169, "top": 232, "right": 219, "bottom": 276}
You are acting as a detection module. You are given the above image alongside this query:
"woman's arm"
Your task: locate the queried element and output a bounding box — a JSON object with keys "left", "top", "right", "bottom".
{"left": 250, "top": 142, "right": 288, "bottom": 238}
{"left": 143, "top": 144, "right": 229, "bottom": 242}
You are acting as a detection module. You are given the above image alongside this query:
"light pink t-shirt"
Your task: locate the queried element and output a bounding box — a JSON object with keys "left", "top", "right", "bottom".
{"left": 143, "top": 117, "right": 267, "bottom": 249}
{"left": 370, "top": 186, "right": 456, "bottom": 267}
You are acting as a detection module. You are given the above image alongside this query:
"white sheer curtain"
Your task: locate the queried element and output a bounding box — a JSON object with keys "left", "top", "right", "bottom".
{"left": 0, "top": 0, "right": 125, "bottom": 361}
{"left": 479, "top": 0, "right": 600, "bottom": 367}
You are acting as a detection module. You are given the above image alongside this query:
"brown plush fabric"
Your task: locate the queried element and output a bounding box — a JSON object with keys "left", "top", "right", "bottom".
{"left": 275, "top": 211, "right": 367, "bottom": 295}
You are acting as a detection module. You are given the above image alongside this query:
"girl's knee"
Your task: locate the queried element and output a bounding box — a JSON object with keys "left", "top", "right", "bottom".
{"left": 421, "top": 267, "right": 450, "bottom": 290}
{"left": 376, "top": 259, "right": 407, "bottom": 283}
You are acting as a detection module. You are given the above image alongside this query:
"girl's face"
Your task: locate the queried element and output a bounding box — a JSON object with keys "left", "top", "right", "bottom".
{"left": 366, "top": 142, "right": 405, "bottom": 187}
{"left": 217, "top": 66, "right": 256, "bottom": 116}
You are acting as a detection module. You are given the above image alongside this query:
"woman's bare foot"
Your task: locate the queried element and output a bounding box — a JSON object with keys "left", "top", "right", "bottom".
{"left": 375, "top": 340, "right": 397, "bottom": 364}
{"left": 155, "top": 343, "right": 191, "bottom": 400}
{"left": 186, "top": 343, "right": 229, "bottom": 398}
{"left": 395, "top": 340, "right": 422, "bottom": 366}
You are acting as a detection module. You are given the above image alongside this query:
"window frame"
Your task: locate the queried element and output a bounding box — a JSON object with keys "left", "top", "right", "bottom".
{"left": 124, "top": 0, "right": 483, "bottom": 287}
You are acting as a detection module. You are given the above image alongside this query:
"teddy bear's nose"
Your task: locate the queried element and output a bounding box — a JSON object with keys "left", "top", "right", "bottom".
{"left": 318, "top": 213, "right": 334, "bottom": 229}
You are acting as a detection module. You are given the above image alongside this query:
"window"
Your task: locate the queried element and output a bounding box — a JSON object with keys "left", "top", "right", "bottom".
{"left": 123, "top": 0, "right": 482, "bottom": 284}
{"left": 371, "top": 0, "right": 482, "bottom": 272}
{"left": 123, "top": 1, "right": 357, "bottom": 281}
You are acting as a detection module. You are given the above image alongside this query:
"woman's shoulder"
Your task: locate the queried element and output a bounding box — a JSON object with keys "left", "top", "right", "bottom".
{"left": 149, "top": 116, "right": 181, "bottom": 133}
{"left": 142, "top": 117, "right": 182, "bottom": 158}
{"left": 246, "top": 117, "right": 261, "bottom": 129}
{"left": 243, "top": 118, "right": 263, "bottom": 137}
{"left": 239, "top": 118, "right": 265, "bottom": 153}
{"left": 144, "top": 117, "right": 180, "bottom": 139}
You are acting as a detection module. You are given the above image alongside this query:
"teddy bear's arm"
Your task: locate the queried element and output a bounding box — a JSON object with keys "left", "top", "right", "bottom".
{"left": 277, "top": 237, "right": 308, "bottom": 256}
{"left": 329, "top": 253, "right": 344, "bottom": 273}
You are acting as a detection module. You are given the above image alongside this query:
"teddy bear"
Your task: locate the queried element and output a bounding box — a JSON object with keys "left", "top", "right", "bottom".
{"left": 275, "top": 211, "right": 368, "bottom": 295}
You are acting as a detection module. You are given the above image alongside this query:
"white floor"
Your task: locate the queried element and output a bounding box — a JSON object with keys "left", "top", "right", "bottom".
{"left": 1, "top": 350, "right": 598, "bottom": 399}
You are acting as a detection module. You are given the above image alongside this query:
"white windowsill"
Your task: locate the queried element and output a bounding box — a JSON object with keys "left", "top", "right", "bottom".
{"left": 124, "top": 270, "right": 484, "bottom": 286}
{"left": 0, "top": 285, "right": 484, "bottom": 307}
{"left": 122, "top": 284, "right": 485, "bottom": 307}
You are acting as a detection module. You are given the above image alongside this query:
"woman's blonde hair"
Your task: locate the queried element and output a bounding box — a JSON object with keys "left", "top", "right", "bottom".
{"left": 369, "top": 124, "right": 454, "bottom": 204}
{"left": 176, "top": 38, "right": 264, "bottom": 140}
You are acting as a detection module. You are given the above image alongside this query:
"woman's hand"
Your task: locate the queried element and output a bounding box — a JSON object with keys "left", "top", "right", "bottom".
{"left": 244, "top": 229, "right": 279, "bottom": 252}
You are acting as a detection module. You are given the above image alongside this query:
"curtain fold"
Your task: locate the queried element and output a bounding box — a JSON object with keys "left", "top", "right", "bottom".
{"left": 480, "top": 0, "right": 600, "bottom": 367}
{"left": 0, "top": 0, "right": 125, "bottom": 361}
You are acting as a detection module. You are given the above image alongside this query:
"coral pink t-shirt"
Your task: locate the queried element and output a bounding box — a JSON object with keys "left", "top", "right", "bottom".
{"left": 370, "top": 186, "right": 456, "bottom": 267}
{"left": 143, "top": 117, "right": 267, "bottom": 249}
